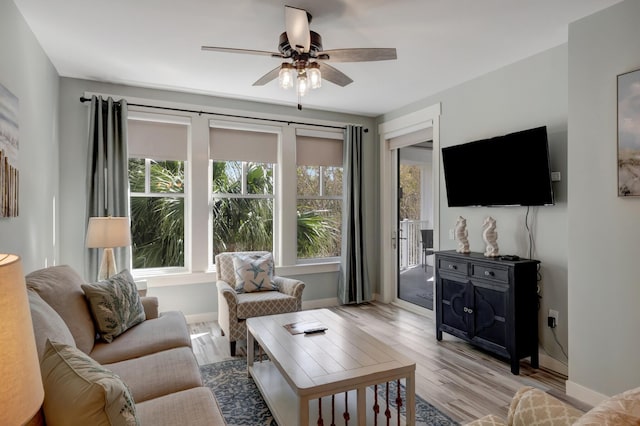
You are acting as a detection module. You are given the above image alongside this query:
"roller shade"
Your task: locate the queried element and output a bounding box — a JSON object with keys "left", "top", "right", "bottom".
{"left": 209, "top": 127, "right": 278, "bottom": 163}
{"left": 128, "top": 120, "right": 188, "bottom": 161}
{"left": 296, "top": 136, "right": 343, "bottom": 167}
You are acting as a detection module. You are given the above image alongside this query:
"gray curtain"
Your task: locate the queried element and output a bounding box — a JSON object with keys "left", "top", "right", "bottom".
{"left": 85, "top": 96, "right": 130, "bottom": 281}
{"left": 338, "top": 125, "right": 371, "bottom": 304}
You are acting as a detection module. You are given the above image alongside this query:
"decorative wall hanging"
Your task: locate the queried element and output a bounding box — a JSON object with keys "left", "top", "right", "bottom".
{"left": 0, "top": 82, "right": 19, "bottom": 217}
{"left": 617, "top": 68, "right": 640, "bottom": 197}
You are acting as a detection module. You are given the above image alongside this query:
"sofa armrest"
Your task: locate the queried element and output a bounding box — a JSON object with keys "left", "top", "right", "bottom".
{"left": 273, "top": 276, "right": 305, "bottom": 309}
{"left": 507, "top": 387, "right": 583, "bottom": 426}
{"left": 140, "top": 296, "right": 159, "bottom": 320}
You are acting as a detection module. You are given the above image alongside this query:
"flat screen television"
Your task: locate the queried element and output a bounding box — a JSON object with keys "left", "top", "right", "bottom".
{"left": 442, "top": 126, "right": 554, "bottom": 207}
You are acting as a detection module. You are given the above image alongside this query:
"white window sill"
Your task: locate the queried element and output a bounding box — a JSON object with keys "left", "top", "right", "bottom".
{"left": 133, "top": 261, "right": 340, "bottom": 288}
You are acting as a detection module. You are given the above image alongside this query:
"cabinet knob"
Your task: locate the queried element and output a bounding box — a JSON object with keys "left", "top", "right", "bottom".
{"left": 448, "top": 264, "right": 457, "bottom": 270}
{"left": 484, "top": 270, "right": 494, "bottom": 277}
{"left": 467, "top": 308, "right": 473, "bottom": 314}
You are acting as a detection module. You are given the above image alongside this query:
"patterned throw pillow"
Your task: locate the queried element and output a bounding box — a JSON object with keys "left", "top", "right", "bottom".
{"left": 40, "top": 339, "right": 139, "bottom": 426}
{"left": 82, "top": 269, "right": 145, "bottom": 343}
{"left": 232, "top": 253, "right": 278, "bottom": 293}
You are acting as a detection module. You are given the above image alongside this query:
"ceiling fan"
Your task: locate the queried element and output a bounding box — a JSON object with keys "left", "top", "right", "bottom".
{"left": 201, "top": 5, "right": 397, "bottom": 109}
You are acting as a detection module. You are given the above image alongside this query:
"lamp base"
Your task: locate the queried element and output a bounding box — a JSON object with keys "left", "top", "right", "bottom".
{"left": 98, "top": 248, "right": 118, "bottom": 281}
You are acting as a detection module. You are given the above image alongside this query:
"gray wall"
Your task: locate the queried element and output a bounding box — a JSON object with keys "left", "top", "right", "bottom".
{"left": 568, "top": 0, "right": 640, "bottom": 397}
{"left": 58, "top": 77, "right": 378, "bottom": 315}
{"left": 378, "top": 45, "right": 570, "bottom": 366}
{"left": 0, "top": 0, "right": 59, "bottom": 273}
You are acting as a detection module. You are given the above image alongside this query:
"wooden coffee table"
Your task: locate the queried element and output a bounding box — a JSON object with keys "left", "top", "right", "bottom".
{"left": 246, "top": 309, "right": 416, "bottom": 426}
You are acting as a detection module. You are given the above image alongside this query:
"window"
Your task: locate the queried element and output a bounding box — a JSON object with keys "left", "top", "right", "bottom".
{"left": 209, "top": 126, "right": 278, "bottom": 257}
{"left": 124, "top": 108, "right": 346, "bottom": 278}
{"left": 296, "top": 133, "right": 343, "bottom": 260}
{"left": 128, "top": 117, "right": 189, "bottom": 270}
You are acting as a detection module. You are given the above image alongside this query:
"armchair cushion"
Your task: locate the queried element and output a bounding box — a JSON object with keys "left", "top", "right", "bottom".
{"left": 236, "top": 291, "right": 299, "bottom": 319}
{"left": 232, "top": 252, "right": 277, "bottom": 293}
{"left": 82, "top": 270, "right": 146, "bottom": 343}
{"left": 507, "top": 386, "right": 582, "bottom": 426}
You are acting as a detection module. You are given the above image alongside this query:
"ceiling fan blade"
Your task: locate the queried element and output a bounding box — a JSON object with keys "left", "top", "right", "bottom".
{"left": 319, "top": 48, "right": 397, "bottom": 62}
{"left": 201, "top": 46, "right": 285, "bottom": 58}
{"left": 252, "top": 66, "right": 282, "bottom": 86}
{"left": 285, "top": 6, "right": 310, "bottom": 53}
{"left": 318, "top": 63, "right": 353, "bottom": 87}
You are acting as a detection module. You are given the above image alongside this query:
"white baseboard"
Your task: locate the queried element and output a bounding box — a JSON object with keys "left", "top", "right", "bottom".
{"left": 302, "top": 297, "right": 340, "bottom": 310}
{"left": 538, "top": 351, "right": 568, "bottom": 376}
{"left": 566, "top": 380, "right": 609, "bottom": 406}
{"left": 185, "top": 312, "right": 216, "bottom": 324}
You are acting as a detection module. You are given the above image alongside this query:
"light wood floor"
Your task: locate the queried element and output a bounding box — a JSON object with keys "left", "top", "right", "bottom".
{"left": 189, "top": 302, "right": 584, "bottom": 424}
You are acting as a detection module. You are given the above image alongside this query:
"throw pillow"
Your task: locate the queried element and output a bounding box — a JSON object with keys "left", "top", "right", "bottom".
{"left": 232, "top": 253, "right": 277, "bottom": 293}
{"left": 40, "top": 339, "right": 139, "bottom": 426}
{"left": 82, "top": 269, "right": 145, "bottom": 343}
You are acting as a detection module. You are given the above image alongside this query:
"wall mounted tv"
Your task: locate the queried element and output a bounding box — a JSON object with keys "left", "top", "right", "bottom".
{"left": 442, "top": 126, "right": 554, "bottom": 207}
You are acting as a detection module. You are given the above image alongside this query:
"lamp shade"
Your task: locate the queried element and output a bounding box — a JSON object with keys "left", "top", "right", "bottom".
{"left": 86, "top": 216, "right": 131, "bottom": 248}
{"left": 0, "top": 254, "right": 45, "bottom": 424}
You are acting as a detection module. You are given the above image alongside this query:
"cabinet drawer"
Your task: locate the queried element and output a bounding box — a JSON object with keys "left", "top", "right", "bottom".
{"left": 471, "top": 264, "right": 509, "bottom": 283}
{"left": 438, "top": 257, "right": 467, "bottom": 274}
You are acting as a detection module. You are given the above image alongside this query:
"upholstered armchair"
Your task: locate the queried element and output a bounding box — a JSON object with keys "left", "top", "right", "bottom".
{"left": 215, "top": 251, "right": 305, "bottom": 356}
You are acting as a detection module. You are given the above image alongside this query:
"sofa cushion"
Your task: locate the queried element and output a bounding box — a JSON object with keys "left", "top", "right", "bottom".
{"left": 90, "top": 311, "right": 192, "bottom": 364}
{"left": 104, "top": 347, "right": 203, "bottom": 403}
{"left": 26, "top": 265, "right": 96, "bottom": 354}
{"left": 236, "top": 290, "right": 299, "bottom": 319}
{"left": 82, "top": 269, "right": 146, "bottom": 343}
{"left": 27, "top": 289, "right": 75, "bottom": 361}
{"left": 136, "top": 387, "right": 226, "bottom": 426}
{"left": 40, "top": 340, "right": 139, "bottom": 426}
{"left": 232, "top": 252, "right": 277, "bottom": 293}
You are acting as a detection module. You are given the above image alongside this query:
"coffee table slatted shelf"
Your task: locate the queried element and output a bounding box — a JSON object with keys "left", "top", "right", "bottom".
{"left": 247, "top": 309, "right": 416, "bottom": 426}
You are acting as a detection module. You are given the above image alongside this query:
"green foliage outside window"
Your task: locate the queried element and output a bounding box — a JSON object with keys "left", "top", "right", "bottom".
{"left": 129, "top": 159, "right": 185, "bottom": 269}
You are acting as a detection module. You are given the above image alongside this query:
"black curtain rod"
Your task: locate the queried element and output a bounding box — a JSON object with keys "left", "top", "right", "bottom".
{"left": 79, "top": 96, "right": 368, "bottom": 132}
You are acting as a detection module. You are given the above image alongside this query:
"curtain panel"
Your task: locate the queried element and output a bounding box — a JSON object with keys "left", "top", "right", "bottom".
{"left": 85, "top": 96, "right": 130, "bottom": 280}
{"left": 338, "top": 125, "right": 371, "bottom": 304}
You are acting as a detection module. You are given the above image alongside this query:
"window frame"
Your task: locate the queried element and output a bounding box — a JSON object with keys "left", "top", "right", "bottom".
{"left": 127, "top": 111, "right": 191, "bottom": 277}
{"left": 121, "top": 104, "right": 347, "bottom": 283}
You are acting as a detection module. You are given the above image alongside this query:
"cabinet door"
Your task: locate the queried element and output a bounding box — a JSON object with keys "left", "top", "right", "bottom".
{"left": 439, "top": 276, "right": 470, "bottom": 336}
{"left": 471, "top": 282, "right": 508, "bottom": 351}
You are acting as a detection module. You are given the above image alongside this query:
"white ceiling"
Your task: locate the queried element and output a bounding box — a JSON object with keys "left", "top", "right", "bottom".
{"left": 14, "top": 0, "right": 622, "bottom": 117}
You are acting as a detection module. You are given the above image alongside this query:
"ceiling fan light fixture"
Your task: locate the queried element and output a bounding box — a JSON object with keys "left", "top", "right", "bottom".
{"left": 278, "top": 63, "right": 294, "bottom": 89}
{"left": 297, "top": 73, "right": 309, "bottom": 97}
{"left": 308, "top": 62, "right": 321, "bottom": 89}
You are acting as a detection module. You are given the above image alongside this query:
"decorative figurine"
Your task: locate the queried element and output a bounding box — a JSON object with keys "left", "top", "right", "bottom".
{"left": 455, "top": 216, "right": 470, "bottom": 253}
{"left": 482, "top": 216, "right": 499, "bottom": 257}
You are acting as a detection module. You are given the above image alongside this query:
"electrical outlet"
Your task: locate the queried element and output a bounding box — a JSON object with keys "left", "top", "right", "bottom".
{"left": 548, "top": 309, "right": 559, "bottom": 328}
{"left": 449, "top": 228, "right": 455, "bottom": 240}
{"left": 551, "top": 171, "right": 561, "bottom": 182}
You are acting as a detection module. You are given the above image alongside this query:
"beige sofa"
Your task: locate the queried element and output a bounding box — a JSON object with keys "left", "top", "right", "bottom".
{"left": 26, "top": 265, "right": 225, "bottom": 425}
{"left": 466, "top": 386, "right": 640, "bottom": 426}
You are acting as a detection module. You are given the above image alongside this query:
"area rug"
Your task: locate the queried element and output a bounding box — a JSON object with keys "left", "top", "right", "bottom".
{"left": 200, "top": 358, "right": 459, "bottom": 426}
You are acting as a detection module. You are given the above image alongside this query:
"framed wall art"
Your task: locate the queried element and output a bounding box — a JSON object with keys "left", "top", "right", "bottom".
{"left": 618, "top": 68, "right": 640, "bottom": 197}
{"left": 0, "top": 82, "right": 19, "bottom": 217}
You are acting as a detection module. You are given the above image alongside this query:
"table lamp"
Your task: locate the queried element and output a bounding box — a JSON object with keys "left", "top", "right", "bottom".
{"left": 0, "top": 254, "right": 45, "bottom": 425}
{"left": 86, "top": 216, "right": 131, "bottom": 281}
